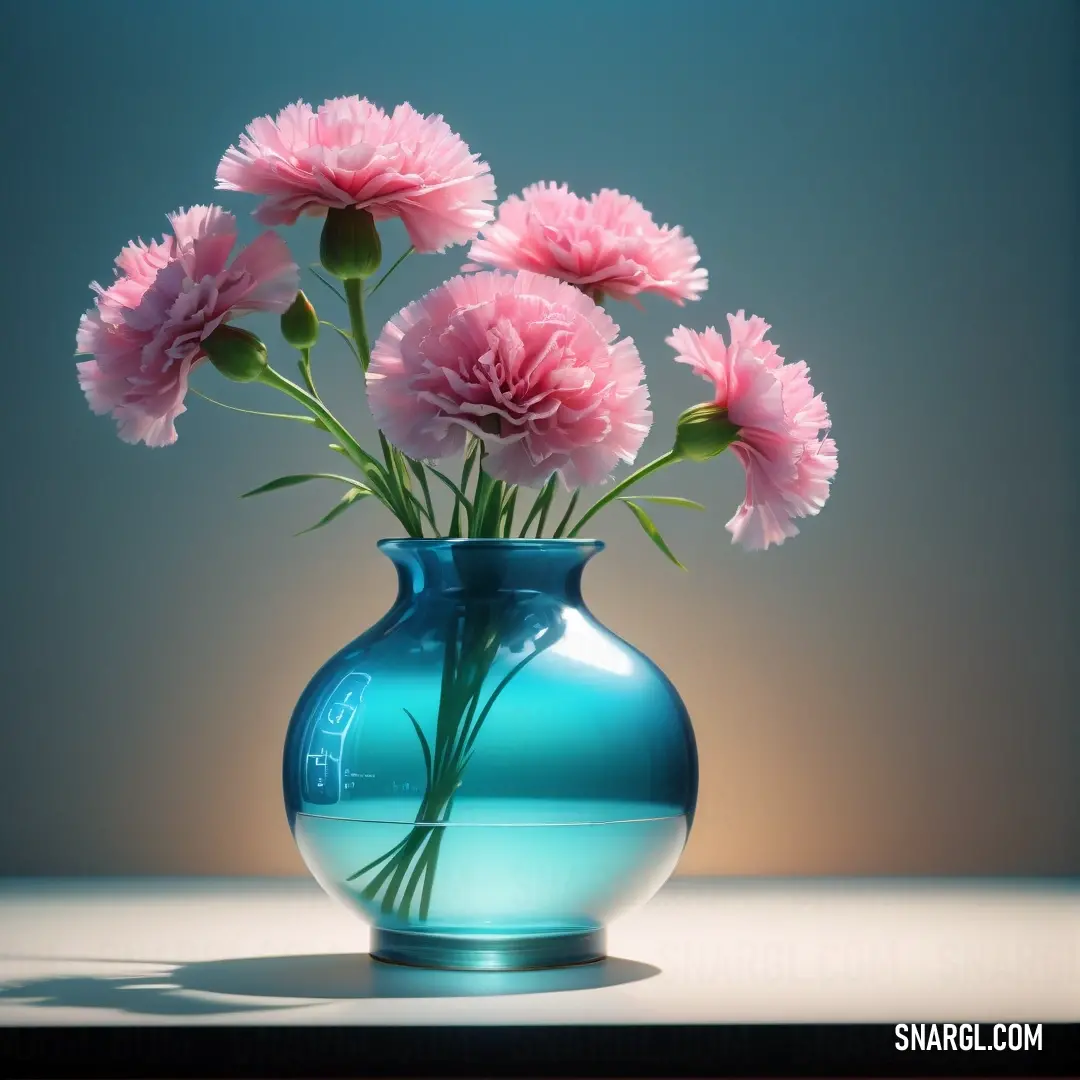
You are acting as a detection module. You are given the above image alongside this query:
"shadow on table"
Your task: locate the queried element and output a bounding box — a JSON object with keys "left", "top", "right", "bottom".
{"left": 0, "top": 952, "right": 660, "bottom": 1017}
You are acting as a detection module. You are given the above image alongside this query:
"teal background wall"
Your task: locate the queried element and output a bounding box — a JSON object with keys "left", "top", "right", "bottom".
{"left": 0, "top": 0, "right": 1076, "bottom": 875}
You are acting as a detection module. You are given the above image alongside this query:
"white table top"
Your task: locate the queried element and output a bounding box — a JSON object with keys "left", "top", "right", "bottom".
{"left": 0, "top": 877, "right": 1076, "bottom": 1027}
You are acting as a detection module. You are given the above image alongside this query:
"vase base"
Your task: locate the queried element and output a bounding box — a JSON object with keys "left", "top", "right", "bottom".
{"left": 369, "top": 927, "right": 606, "bottom": 971}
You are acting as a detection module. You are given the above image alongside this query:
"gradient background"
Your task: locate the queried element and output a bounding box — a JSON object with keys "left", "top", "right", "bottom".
{"left": 0, "top": 0, "right": 1076, "bottom": 878}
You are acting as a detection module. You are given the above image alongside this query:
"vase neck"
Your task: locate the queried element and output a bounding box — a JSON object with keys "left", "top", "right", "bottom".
{"left": 379, "top": 539, "right": 603, "bottom": 606}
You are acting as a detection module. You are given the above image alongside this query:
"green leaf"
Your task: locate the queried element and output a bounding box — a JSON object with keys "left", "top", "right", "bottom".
{"left": 190, "top": 388, "right": 319, "bottom": 425}
{"left": 319, "top": 320, "right": 362, "bottom": 363}
{"left": 501, "top": 486, "right": 518, "bottom": 537}
{"left": 485, "top": 479, "right": 507, "bottom": 536}
{"left": 307, "top": 265, "right": 346, "bottom": 304}
{"left": 405, "top": 456, "right": 427, "bottom": 488}
{"left": 474, "top": 475, "right": 504, "bottom": 537}
{"left": 461, "top": 437, "right": 480, "bottom": 489}
{"left": 322, "top": 443, "right": 395, "bottom": 509}
{"left": 367, "top": 246, "right": 414, "bottom": 298}
{"left": 622, "top": 499, "right": 688, "bottom": 570}
{"left": 427, "top": 467, "right": 473, "bottom": 512}
{"left": 296, "top": 487, "right": 372, "bottom": 535}
{"left": 534, "top": 480, "right": 558, "bottom": 536}
{"left": 242, "top": 473, "right": 369, "bottom": 498}
{"left": 551, "top": 487, "right": 581, "bottom": 538}
{"left": 320, "top": 321, "right": 352, "bottom": 337}
{"left": 519, "top": 474, "right": 557, "bottom": 537}
{"left": 407, "top": 458, "right": 438, "bottom": 533}
{"left": 403, "top": 487, "right": 436, "bottom": 533}
{"left": 378, "top": 433, "right": 423, "bottom": 537}
{"left": 617, "top": 495, "right": 706, "bottom": 511}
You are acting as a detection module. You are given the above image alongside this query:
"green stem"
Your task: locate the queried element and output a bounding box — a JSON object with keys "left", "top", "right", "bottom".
{"left": 345, "top": 835, "right": 411, "bottom": 882}
{"left": 379, "top": 824, "right": 436, "bottom": 914}
{"left": 360, "top": 823, "right": 427, "bottom": 903}
{"left": 418, "top": 824, "right": 448, "bottom": 921}
{"left": 298, "top": 347, "right": 316, "bottom": 397}
{"left": 448, "top": 639, "right": 499, "bottom": 767}
{"left": 256, "top": 367, "right": 397, "bottom": 515}
{"left": 379, "top": 432, "right": 401, "bottom": 505}
{"left": 446, "top": 440, "right": 478, "bottom": 537}
{"left": 352, "top": 600, "right": 546, "bottom": 921}
{"left": 432, "top": 610, "right": 494, "bottom": 785}
{"left": 430, "top": 612, "right": 463, "bottom": 780}
{"left": 567, "top": 449, "right": 683, "bottom": 537}
{"left": 379, "top": 618, "right": 554, "bottom": 919}
{"left": 343, "top": 278, "right": 372, "bottom": 372}
{"left": 379, "top": 432, "right": 423, "bottom": 537}
{"left": 398, "top": 832, "right": 435, "bottom": 916}
{"left": 396, "top": 782, "right": 459, "bottom": 920}
{"left": 258, "top": 367, "right": 366, "bottom": 470}
{"left": 453, "top": 632, "right": 550, "bottom": 764}
{"left": 392, "top": 448, "right": 416, "bottom": 521}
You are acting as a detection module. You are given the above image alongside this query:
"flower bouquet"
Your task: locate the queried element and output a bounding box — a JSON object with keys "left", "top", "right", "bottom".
{"left": 77, "top": 95, "right": 836, "bottom": 969}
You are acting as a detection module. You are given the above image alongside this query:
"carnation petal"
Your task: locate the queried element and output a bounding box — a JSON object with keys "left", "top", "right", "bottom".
{"left": 368, "top": 270, "right": 650, "bottom": 487}
{"left": 226, "top": 230, "right": 300, "bottom": 314}
{"left": 76, "top": 208, "right": 299, "bottom": 446}
{"left": 216, "top": 96, "right": 496, "bottom": 253}
{"left": 467, "top": 183, "right": 707, "bottom": 305}
{"left": 668, "top": 318, "right": 836, "bottom": 549}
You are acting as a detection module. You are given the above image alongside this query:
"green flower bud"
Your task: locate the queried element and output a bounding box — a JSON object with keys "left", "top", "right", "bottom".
{"left": 320, "top": 206, "right": 382, "bottom": 280}
{"left": 280, "top": 290, "right": 319, "bottom": 349}
{"left": 203, "top": 325, "right": 268, "bottom": 383}
{"left": 673, "top": 402, "right": 742, "bottom": 462}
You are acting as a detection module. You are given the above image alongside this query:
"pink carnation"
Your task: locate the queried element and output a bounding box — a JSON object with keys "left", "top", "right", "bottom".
{"left": 367, "top": 270, "right": 652, "bottom": 487}
{"left": 464, "top": 182, "right": 707, "bottom": 305}
{"left": 215, "top": 97, "right": 496, "bottom": 254}
{"left": 76, "top": 206, "right": 298, "bottom": 447}
{"left": 668, "top": 314, "right": 837, "bottom": 550}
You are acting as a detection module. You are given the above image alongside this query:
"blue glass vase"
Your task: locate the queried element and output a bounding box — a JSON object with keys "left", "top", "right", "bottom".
{"left": 283, "top": 538, "right": 698, "bottom": 971}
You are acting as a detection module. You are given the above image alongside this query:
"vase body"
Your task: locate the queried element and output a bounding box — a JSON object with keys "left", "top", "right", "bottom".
{"left": 283, "top": 538, "right": 698, "bottom": 970}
